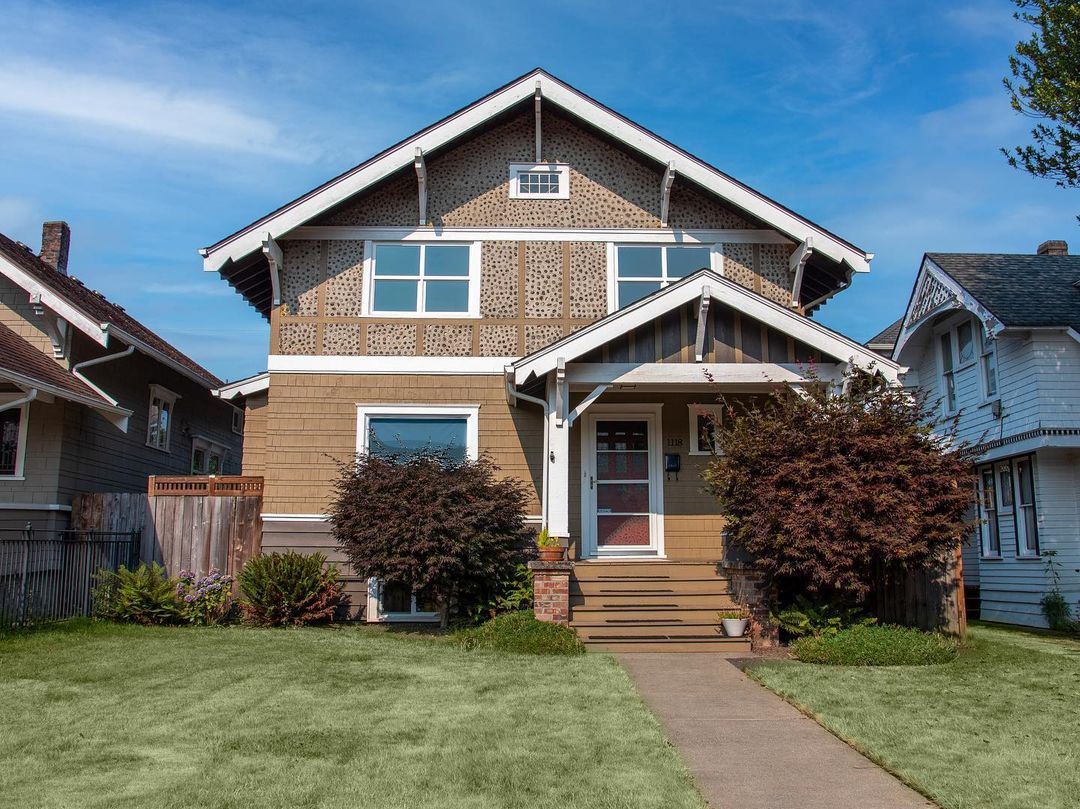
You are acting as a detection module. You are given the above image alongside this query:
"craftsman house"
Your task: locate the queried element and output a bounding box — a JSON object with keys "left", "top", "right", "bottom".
{"left": 207, "top": 69, "right": 899, "bottom": 649}
{"left": 0, "top": 223, "right": 242, "bottom": 533}
{"left": 874, "top": 241, "right": 1080, "bottom": 628}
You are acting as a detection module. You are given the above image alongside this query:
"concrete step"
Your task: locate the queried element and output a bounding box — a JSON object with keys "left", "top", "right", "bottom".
{"left": 571, "top": 606, "right": 728, "bottom": 622}
{"left": 584, "top": 637, "right": 752, "bottom": 653}
{"left": 572, "top": 561, "right": 724, "bottom": 580}
{"left": 571, "top": 578, "right": 732, "bottom": 595}
{"left": 571, "top": 592, "right": 734, "bottom": 609}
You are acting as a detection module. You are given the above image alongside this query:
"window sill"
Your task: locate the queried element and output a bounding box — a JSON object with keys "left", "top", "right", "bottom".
{"left": 979, "top": 555, "right": 1003, "bottom": 561}
{"left": 362, "top": 312, "right": 480, "bottom": 320}
{"left": 0, "top": 476, "right": 26, "bottom": 481}
{"left": 375, "top": 613, "right": 440, "bottom": 623}
{"left": 1016, "top": 554, "right": 1042, "bottom": 561}
{"left": 145, "top": 443, "right": 171, "bottom": 453}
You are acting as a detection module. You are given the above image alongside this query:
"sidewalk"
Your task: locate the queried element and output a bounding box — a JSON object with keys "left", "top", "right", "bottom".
{"left": 619, "top": 653, "right": 935, "bottom": 809}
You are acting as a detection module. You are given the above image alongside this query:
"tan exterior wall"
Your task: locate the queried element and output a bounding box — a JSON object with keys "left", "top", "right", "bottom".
{"left": 0, "top": 278, "right": 56, "bottom": 357}
{"left": 260, "top": 373, "right": 544, "bottom": 515}
{"left": 241, "top": 391, "right": 268, "bottom": 479}
{"left": 271, "top": 108, "right": 800, "bottom": 359}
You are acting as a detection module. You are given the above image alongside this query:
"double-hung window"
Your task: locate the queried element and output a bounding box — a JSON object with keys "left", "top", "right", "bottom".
{"left": 357, "top": 405, "right": 479, "bottom": 622}
{"left": 980, "top": 332, "right": 998, "bottom": 398}
{"left": 613, "top": 245, "right": 714, "bottom": 309}
{"left": 366, "top": 243, "right": 479, "bottom": 317}
{"left": 147, "top": 385, "right": 178, "bottom": 452}
{"left": 1014, "top": 457, "right": 1039, "bottom": 556}
{"left": 940, "top": 332, "right": 957, "bottom": 412}
{"left": 191, "top": 437, "right": 225, "bottom": 475}
{"left": 976, "top": 466, "right": 1000, "bottom": 557}
{"left": 0, "top": 400, "right": 28, "bottom": 478}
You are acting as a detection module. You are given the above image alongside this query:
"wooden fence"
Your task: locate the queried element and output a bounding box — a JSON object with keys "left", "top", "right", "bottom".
{"left": 149, "top": 475, "right": 263, "bottom": 497}
{"left": 872, "top": 548, "right": 967, "bottom": 637}
{"left": 71, "top": 479, "right": 262, "bottom": 579}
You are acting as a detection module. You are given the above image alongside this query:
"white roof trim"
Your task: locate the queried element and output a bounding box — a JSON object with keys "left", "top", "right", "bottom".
{"left": 214, "top": 372, "right": 270, "bottom": 400}
{"left": 201, "top": 69, "right": 870, "bottom": 275}
{"left": 893, "top": 256, "right": 1004, "bottom": 361}
{"left": 511, "top": 269, "right": 901, "bottom": 385}
{"left": 0, "top": 367, "right": 132, "bottom": 428}
{"left": 0, "top": 252, "right": 109, "bottom": 347}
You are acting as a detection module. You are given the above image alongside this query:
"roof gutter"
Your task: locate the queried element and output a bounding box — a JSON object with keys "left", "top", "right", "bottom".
{"left": 0, "top": 388, "right": 38, "bottom": 413}
{"left": 72, "top": 344, "right": 135, "bottom": 432}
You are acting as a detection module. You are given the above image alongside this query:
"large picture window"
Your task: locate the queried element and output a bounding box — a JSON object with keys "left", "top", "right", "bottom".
{"left": 365, "top": 242, "right": 479, "bottom": 317}
{"left": 0, "top": 404, "right": 27, "bottom": 478}
{"left": 356, "top": 404, "right": 479, "bottom": 463}
{"left": 613, "top": 245, "right": 714, "bottom": 309}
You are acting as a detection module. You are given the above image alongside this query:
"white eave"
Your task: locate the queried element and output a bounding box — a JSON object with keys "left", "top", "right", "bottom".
{"left": 213, "top": 371, "right": 269, "bottom": 401}
{"left": 0, "top": 367, "right": 132, "bottom": 428}
{"left": 201, "top": 69, "right": 871, "bottom": 276}
{"left": 510, "top": 269, "right": 902, "bottom": 385}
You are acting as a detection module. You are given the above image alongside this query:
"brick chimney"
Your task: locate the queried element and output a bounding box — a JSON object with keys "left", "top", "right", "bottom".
{"left": 1036, "top": 239, "right": 1068, "bottom": 257}
{"left": 40, "top": 221, "right": 71, "bottom": 275}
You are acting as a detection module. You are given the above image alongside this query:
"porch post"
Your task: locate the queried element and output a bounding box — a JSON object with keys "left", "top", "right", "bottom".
{"left": 545, "top": 364, "right": 570, "bottom": 544}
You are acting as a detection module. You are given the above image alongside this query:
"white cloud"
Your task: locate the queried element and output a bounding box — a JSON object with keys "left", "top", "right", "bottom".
{"left": 0, "top": 60, "right": 307, "bottom": 159}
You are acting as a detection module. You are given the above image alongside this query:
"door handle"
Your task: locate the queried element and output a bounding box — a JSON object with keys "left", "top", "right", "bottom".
{"left": 589, "top": 475, "right": 595, "bottom": 490}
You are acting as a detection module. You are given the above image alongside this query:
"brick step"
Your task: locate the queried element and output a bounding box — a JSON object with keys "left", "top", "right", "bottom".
{"left": 583, "top": 637, "right": 752, "bottom": 653}
{"left": 573, "top": 622, "right": 729, "bottom": 639}
{"left": 571, "top": 592, "right": 734, "bottom": 609}
{"left": 570, "top": 606, "right": 729, "bottom": 622}
{"left": 572, "top": 561, "right": 723, "bottom": 581}
{"left": 571, "top": 578, "right": 731, "bottom": 595}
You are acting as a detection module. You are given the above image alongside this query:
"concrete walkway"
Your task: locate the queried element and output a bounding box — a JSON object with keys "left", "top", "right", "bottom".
{"left": 619, "top": 653, "right": 935, "bottom": 809}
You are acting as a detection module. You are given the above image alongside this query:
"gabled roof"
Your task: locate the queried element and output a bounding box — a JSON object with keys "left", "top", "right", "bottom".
{"left": 202, "top": 68, "right": 871, "bottom": 283}
{"left": 213, "top": 371, "right": 269, "bottom": 401}
{"left": 510, "top": 269, "right": 901, "bottom": 385}
{"left": 926, "top": 252, "right": 1080, "bottom": 332}
{"left": 0, "top": 232, "right": 222, "bottom": 389}
{"left": 0, "top": 321, "right": 131, "bottom": 426}
{"left": 866, "top": 317, "right": 902, "bottom": 356}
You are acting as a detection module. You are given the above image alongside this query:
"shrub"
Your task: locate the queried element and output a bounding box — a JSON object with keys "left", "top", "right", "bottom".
{"left": 465, "top": 563, "right": 533, "bottom": 624}
{"left": 1039, "top": 550, "right": 1077, "bottom": 632}
{"left": 451, "top": 611, "right": 584, "bottom": 655}
{"left": 176, "top": 569, "right": 233, "bottom": 626}
{"left": 92, "top": 563, "right": 183, "bottom": 626}
{"left": 790, "top": 624, "right": 959, "bottom": 666}
{"left": 237, "top": 552, "right": 344, "bottom": 627}
{"left": 770, "top": 595, "right": 877, "bottom": 639}
{"left": 703, "top": 371, "right": 978, "bottom": 599}
{"left": 329, "top": 449, "right": 533, "bottom": 626}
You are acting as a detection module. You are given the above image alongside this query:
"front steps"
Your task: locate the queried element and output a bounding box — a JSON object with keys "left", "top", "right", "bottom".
{"left": 569, "top": 561, "right": 751, "bottom": 653}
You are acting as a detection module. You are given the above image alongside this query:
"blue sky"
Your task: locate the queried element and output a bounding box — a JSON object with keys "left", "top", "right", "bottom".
{"left": 0, "top": 0, "right": 1075, "bottom": 381}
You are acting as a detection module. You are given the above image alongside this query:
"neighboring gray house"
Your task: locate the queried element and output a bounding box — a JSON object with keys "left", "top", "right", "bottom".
{"left": 875, "top": 239, "right": 1080, "bottom": 627}
{"left": 0, "top": 222, "right": 243, "bottom": 533}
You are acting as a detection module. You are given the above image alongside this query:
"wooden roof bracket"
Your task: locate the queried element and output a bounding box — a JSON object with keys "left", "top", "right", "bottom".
{"left": 414, "top": 148, "right": 427, "bottom": 226}
{"left": 567, "top": 383, "right": 611, "bottom": 427}
{"left": 695, "top": 286, "right": 711, "bottom": 362}
{"left": 261, "top": 233, "right": 283, "bottom": 307}
{"left": 789, "top": 236, "right": 814, "bottom": 308}
{"left": 534, "top": 81, "right": 543, "bottom": 162}
{"left": 660, "top": 162, "right": 676, "bottom": 227}
{"left": 28, "top": 293, "right": 68, "bottom": 359}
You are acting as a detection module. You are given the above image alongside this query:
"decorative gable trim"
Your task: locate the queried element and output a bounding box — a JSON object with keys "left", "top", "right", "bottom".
{"left": 201, "top": 69, "right": 870, "bottom": 277}
{"left": 894, "top": 256, "right": 1004, "bottom": 360}
{"left": 510, "top": 268, "right": 901, "bottom": 385}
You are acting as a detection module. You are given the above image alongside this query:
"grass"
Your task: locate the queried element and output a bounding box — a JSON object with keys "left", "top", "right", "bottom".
{"left": 0, "top": 620, "right": 703, "bottom": 809}
{"left": 749, "top": 622, "right": 1080, "bottom": 809}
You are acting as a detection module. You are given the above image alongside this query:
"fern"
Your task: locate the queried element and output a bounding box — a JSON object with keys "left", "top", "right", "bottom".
{"left": 237, "top": 552, "right": 345, "bottom": 627}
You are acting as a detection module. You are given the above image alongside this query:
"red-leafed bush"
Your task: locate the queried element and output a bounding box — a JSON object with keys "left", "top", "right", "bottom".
{"left": 703, "top": 372, "right": 978, "bottom": 600}
{"left": 329, "top": 450, "right": 533, "bottom": 626}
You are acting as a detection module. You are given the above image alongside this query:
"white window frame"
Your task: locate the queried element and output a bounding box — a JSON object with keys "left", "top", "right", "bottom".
{"left": 607, "top": 243, "right": 722, "bottom": 312}
{"left": 146, "top": 384, "right": 179, "bottom": 452}
{"left": 357, "top": 403, "right": 479, "bottom": 623}
{"left": 975, "top": 464, "right": 1001, "bottom": 558}
{"left": 1013, "top": 456, "right": 1040, "bottom": 558}
{"left": 190, "top": 436, "right": 226, "bottom": 475}
{"left": 508, "top": 162, "right": 570, "bottom": 199}
{"left": 937, "top": 317, "right": 977, "bottom": 415}
{"left": 0, "top": 397, "right": 30, "bottom": 480}
{"left": 687, "top": 404, "right": 724, "bottom": 455}
{"left": 979, "top": 329, "right": 999, "bottom": 400}
{"left": 355, "top": 404, "right": 480, "bottom": 461}
{"left": 361, "top": 241, "right": 481, "bottom": 319}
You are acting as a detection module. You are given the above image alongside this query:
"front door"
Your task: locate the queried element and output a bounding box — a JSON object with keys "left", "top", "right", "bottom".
{"left": 582, "top": 408, "right": 663, "bottom": 557}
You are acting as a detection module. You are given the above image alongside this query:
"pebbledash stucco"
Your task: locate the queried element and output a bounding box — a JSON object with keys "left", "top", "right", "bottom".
{"left": 271, "top": 107, "right": 799, "bottom": 358}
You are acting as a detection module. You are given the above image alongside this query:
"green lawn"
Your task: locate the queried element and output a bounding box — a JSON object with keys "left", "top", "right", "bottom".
{"left": 749, "top": 623, "right": 1080, "bottom": 809}
{"left": 0, "top": 621, "right": 703, "bottom": 809}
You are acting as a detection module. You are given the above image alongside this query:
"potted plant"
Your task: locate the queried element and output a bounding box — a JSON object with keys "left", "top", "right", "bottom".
{"left": 536, "top": 527, "right": 563, "bottom": 562}
{"left": 717, "top": 607, "right": 750, "bottom": 638}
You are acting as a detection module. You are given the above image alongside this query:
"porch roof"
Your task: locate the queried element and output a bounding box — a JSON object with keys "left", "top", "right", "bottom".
{"left": 509, "top": 269, "right": 902, "bottom": 386}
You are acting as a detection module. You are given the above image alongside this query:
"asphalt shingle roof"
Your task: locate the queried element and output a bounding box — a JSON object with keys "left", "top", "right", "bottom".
{"left": 0, "top": 232, "right": 222, "bottom": 387}
{"left": 0, "top": 322, "right": 111, "bottom": 404}
{"left": 866, "top": 317, "right": 902, "bottom": 350}
{"left": 926, "top": 252, "right": 1080, "bottom": 332}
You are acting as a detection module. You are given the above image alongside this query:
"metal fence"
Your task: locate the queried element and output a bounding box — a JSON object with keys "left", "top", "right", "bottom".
{"left": 0, "top": 526, "right": 140, "bottom": 629}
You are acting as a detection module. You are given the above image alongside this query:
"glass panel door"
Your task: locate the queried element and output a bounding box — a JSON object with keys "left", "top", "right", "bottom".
{"left": 594, "top": 419, "right": 653, "bottom": 550}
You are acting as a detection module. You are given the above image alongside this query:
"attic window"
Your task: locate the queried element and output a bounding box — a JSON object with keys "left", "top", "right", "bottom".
{"left": 509, "top": 163, "right": 570, "bottom": 199}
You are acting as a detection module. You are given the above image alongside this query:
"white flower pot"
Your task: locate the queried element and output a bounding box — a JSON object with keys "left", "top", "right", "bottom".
{"left": 722, "top": 618, "right": 749, "bottom": 638}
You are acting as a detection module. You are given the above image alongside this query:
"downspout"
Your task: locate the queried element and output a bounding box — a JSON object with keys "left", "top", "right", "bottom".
{"left": 72, "top": 344, "right": 135, "bottom": 407}
{"left": 505, "top": 373, "right": 552, "bottom": 530}
{"left": 0, "top": 389, "right": 38, "bottom": 413}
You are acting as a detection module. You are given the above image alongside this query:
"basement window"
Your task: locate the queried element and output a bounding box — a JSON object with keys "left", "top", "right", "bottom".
{"left": 509, "top": 163, "right": 570, "bottom": 199}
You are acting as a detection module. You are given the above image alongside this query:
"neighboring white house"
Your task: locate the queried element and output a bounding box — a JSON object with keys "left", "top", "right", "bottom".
{"left": 871, "top": 240, "right": 1080, "bottom": 628}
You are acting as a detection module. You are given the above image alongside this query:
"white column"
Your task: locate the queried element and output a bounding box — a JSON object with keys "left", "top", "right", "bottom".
{"left": 546, "top": 371, "right": 570, "bottom": 539}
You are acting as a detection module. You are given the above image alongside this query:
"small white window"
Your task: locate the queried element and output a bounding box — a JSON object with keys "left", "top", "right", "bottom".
{"left": 231, "top": 407, "right": 244, "bottom": 435}
{"left": 613, "top": 245, "right": 715, "bottom": 309}
{"left": 363, "top": 242, "right": 480, "bottom": 317}
{"left": 146, "top": 385, "right": 179, "bottom": 452}
{"left": 980, "top": 332, "right": 998, "bottom": 398}
{"left": 688, "top": 405, "right": 724, "bottom": 455}
{"left": 0, "top": 399, "right": 29, "bottom": 478}
{"left": 367, "top": 578, "right": 440, "bottom": 623}
{"left": 509, "top": 163, "right": 570, "bottom": 199}
{"left": 191, "top": 436, "right": 226, "bottom": 474}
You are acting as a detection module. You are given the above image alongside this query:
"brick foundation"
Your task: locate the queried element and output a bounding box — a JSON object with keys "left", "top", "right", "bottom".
{"left": 528, "top": 560, "right": 572, "bottom": 625}
{"left": 721, "top": 561, "right": 779, "bottom": 650}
